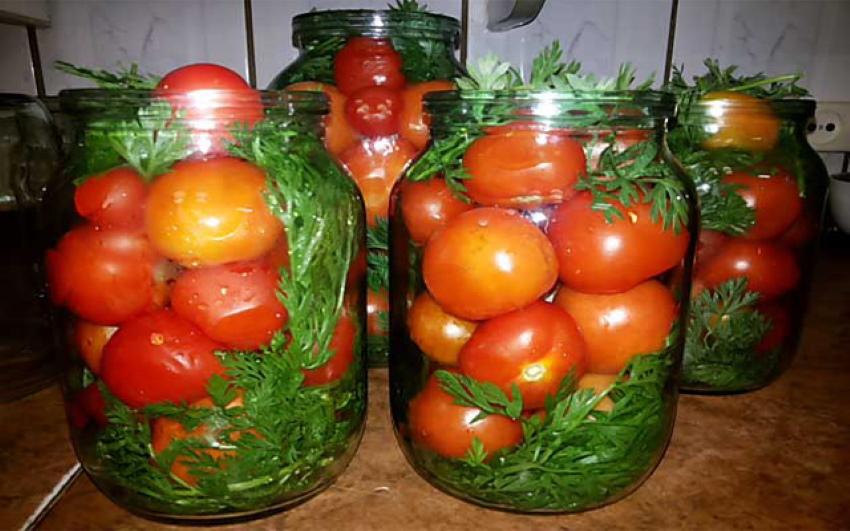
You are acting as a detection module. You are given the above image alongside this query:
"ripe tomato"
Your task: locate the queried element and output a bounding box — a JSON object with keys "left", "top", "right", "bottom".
{"left": 756, "top": 302, "right": 791, "bottom": 354}
{"left": 68, "top": 383, "right": 108, "bottom": 429}
{"left": 400, "top": 177, "right": 472, "bottom": 245}
{"left": 577, "top": 373, "right": 618, "bottom": 412}
{"left": 74, "top": 320, "right": 117, "bottom": 374}
{"left": 285, "top": 81, "right": 357, "bottom": 155}
{"left": 408, "top": 372, "right": 523, "bottom": 459}
{"left": 554, "top": 280, "right": 676, "bottom": 374}
{"left": 423, "top": 207, "right": 558, "bottom": 320}
{"left": 367, "top": 288, "right": 389, "bottom": 337}
{"left": 46, "top": 225, "right": 158, "bottom": 325}
{"left": 339, "top": 137, "right": 417, "bottom": 226}
{"left": 302, "top": 312, "right": 356, "bottom": 386}
{"left": 74, "top": 167, "right": 146, "bottom": 229}
{"left": 399, "top": 81, "right": 455, "bottom": 149}
{"left": 408, "top": 291, "right": 476, "bottom": 366}
{"left": 155, "top": 63, "right": 262, "bottom": 155}
{"left": 462, "top": 130, "right": 585, "bottom": 207}
{"left": 145, "top": 157, "right": 283, "bottom": 267}
{"left": 547, "top": 192, "right": 689, "bottom": 293}
{"left": 695, "top": 229, "right": 729, "bottom": 268}
{"left": 777, "top": 211, "right": 816, "bottom": 249}
{"left": 458, "top": 301, "right": 586, "bottom": 409}
{"left": 333, "top": 37, "right": 405, "bottom": 95}
{"left": 345, "top": 86, "right": 403, "bottom": 137}
{"left": 698, "top": 240, "right": 800, "bottom": 301}
{"left": 100, "top": 309, "right": 225, "bottom": 408}
{"left": 700, "top": 91, "right": 780, "bottom": 152}
{"left": 171, "top": 259, "right": 288, "bottom": 350}
{"left": 723, "top": 166, "right": 802, "bottom": 240}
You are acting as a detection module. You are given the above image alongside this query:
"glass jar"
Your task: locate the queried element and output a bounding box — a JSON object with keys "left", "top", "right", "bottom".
{"left": 668, "top": 94, "right": 827, "bottom": 393}
{"left": 44, "top": 89, "right": 366, "bottom": 522}
{"left": 0, "top": 94, "right": 61, "bottom": 402}
{"left": 389, "top": 91, "right": 696, "bottom": 512}
{"left": 270, "top": 7, "right": 463, "bottom": 366}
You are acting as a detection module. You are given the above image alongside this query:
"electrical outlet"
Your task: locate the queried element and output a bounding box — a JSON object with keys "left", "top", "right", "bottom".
{"left": 808, "top": 101, "right": 850, "bottom": 151}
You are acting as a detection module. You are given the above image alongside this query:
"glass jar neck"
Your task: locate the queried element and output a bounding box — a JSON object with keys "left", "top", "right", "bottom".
{"left": 679, "top": 97, "right": 815, "bottom": 130}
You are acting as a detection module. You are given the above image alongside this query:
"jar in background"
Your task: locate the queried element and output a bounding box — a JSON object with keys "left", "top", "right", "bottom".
{"left": 270, "top": 6, "right": 463, "bottom": 366}
{"left": 389, "top": 91, "right": 696, "bottom": 512}
{"left": 45, "top": 89, "right": 366, "bottom": 522}
{"left": 669, "top": 95, "right": 828, "bottom": 393}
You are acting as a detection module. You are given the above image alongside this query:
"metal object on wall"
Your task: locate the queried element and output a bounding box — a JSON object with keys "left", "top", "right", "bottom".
{"left": 486, "top": 0, "right": 545, "bottom": 32}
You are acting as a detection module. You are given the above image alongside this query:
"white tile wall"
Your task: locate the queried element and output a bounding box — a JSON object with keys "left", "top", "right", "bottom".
{"left": 251, "top": 0, "right": 462, "bottom": 89}
{"left": 0, "top": 23, "right": 36, "bottom": 93}
{"left": 37, "top": 0, "right": 249, "bottom": 94}
{"left": 466, "top": 0, "right": 672, "bottom": 85}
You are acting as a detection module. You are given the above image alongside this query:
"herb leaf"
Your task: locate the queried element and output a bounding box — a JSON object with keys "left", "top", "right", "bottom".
{"left": 55, "top": 60, "right": 160, "bottom": 89}
{"left": 435, "top": 370, "right": 524, "bottom": 420}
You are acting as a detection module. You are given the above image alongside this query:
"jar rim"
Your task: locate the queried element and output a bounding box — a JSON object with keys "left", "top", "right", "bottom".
{"left": 686, "top": 96, "right": 816, "bottom": 121}
{"left": 292, "top": 9, "right": 460, "bottom": 46}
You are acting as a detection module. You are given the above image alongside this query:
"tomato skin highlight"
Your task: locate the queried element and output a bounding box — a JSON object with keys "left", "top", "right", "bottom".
{"left": 398, "top": 81, "right": 455, "bottom": 149}
{"left": 408, "top": 292, "right": 477, "bottom": 366}
{"left": 100, "top": 309, "right": 226, "bottom": 408}
{"left": 170, "top": 259, "right": 288, "bottom": 350}
{"left": 333, "top": 37, "right": 406, "bottom": 95}
{"left": 302, "top": 312, "right": 357, "bottom": 386}
{"left": 423, "top": 207, "right": 558, "bottom": 321}
{"left": 145, "top": 157, "right": 283, "bottom": 267}
{"left": 345, "top": 86, "right": 403, "bottom": 137}
{"left": 698, "top": 240, "right": 800, "bottom": 301}
{"left": 547, "top": 192, "right": 689, "bottom": 294}
{"left": 458, "top": 301, "right": 587, "bottom": 409}
{"left": 74, "top": 167, "right": 147, "bottom": 229}
{"left": 408, "top": 372, "right": 523, "bottom": 459}
{"left": 723, "top": 167, "right": 802, "bottom": 240}
{"left": 462, "top": 130, "right": 585, "bottom": 207}
{"left": 285, "top": 81, "right": 357, "bottom": 156}
{"left": 46, "top": 225, "right": 158, "bottom": 325}
{"left": 74, "top": 320, "right": 118, "bottom": 374}
{"left": 554, "top": 280, "right": 676, "bottom": 374}
{"left": 700, "top": 91, "right": 780, "bottom": 152}
{"left": 400, "top": 177, "right": 473, "bottom": 245}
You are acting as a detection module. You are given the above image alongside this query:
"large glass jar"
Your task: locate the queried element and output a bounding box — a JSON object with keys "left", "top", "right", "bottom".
{"left": 389, "top": 91, "right": 696, "bottom": 512}
{"left": 668, "top": 95, "right": 827, "bottom": 393}
{"left": 44, "top": 89, "right": 366, "bottom": 522}
{"left": 270, "top": 6, "right": 463, "bottom": 366}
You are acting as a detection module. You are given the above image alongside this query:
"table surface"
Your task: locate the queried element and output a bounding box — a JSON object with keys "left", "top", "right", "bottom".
{"left": 2, "top": 241, "right": 849, "bottom": 531}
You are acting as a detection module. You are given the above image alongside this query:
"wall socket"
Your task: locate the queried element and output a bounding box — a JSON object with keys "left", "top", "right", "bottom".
{"left": 808, "top": 101, "right": 850, "bottom": 152}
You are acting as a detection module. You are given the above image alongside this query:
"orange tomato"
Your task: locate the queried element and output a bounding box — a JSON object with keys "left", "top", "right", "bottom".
{"left": 74, "top": 320, "right": 117, "bottom": 374}
{"left": 422, "top": 207, "right": 558, "bottom": 320}
{"left": 399, "top": 177, "right": 473, "bottom": 245}
{"left": 577, "top": 373, "right": 618, "bottom": 412}
{"left": 285, "top": 81, "right": 357, "bottom": 156}
{"left": 145, "top": 158, "right": 283, "bottom": 267}
{"left": 700, "top": 91, "right": 780, "bottom": 152}
{"left": 399, "top": 80, "right": 455, "bottom": 149}
{"left": 408, "top": 291, "right": 476, "bottom": 366}
{"left": 554, "top": 280, "right": 676, "bottom": 374}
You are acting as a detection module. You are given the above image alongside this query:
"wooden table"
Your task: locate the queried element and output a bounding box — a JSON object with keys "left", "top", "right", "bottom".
{"left": 3, "top": 240, "right": 849, "bottom": 530}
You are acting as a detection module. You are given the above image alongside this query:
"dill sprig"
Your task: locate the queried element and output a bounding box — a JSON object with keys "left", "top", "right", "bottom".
{"left": 55, "top": 60, "right": 160, "bottom": 89}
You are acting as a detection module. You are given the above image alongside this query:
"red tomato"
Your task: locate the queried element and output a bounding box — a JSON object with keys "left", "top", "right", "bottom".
{"left": 777, "top": 211, "right": 817, "bottom": 249}
{"left": 339, "top": 137, "right": 417, "bottom": 226}
{"left": 723, "top": 167, "right": 802, "bottom": 240}
{"left": 74, "top": 320, "right": 117, "bottom": 374}
{"left": 408, "top": 372, "right": 523, "bottom": 459}
{"left": 74, "top": 167, "right": 146, "bottom": 229}
{"left": 554, "top": 280, "right": 676, "bottom": 374}
{"left": 347, "top": 248, "right": 367, "bottom": 289}
{"left": 408, "top": 291, "right": 477, "bottom": 366}
{"left": 698, "top": 240, "right": 800, "bottom": 301}
{"left": 547, "top": 192, "right": 690, "bottom": 294}
{"left": 171, "top": 259, "right": 288, "bottom": 350}
{"left": 458, "top": 301, "right": 587, "bottom": 409}
{"left": 146, "top": 158, "right": 283, "bottom": 267}
{"left": 695, "top": 229, "right": 729, "bottom": 268}
{"left": 700, "top": 91, "right": 780, "bottom": 152}
{"left": 400, "top": 177, "right": 473, "bottom": 245}
{"left": 422, "top": 207, "right": 558, "bottom": 320}
{"left": 155, "top": 63, "right": 262, "bottom": 155}
{"left": 344, "top": 86, "right": 403, "bottom": 137}
{"left": 367, "top": 288, "right": 389, "bottom": 337}
{"left": 302, "top": 312, "right": 357, "bottom": 386}
{"left": 68, "top": 383, "right": 108, "bottom": 429}
{"left": 756, "top": 302, "right": 791, "bottom": 354}
{"left": 333, "top": 37, "right": 405, "bottom": 95}
{"left": 100, "top": 309, "right": 225, "bottom": 408}
{"left": 399, "top": 81, "right": 455, "bottom": 149}
{"left": 46, "top": 225, "right": 158, "bottom": 325}
{"left": 285, "top": 81, "right": 357, "bottom": 155}
{"left": 462, "top": 130, "right": 585, "bottom": 207}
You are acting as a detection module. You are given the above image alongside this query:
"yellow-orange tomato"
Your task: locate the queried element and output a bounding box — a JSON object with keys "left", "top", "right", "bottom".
{"left": 462, "top": 130, "right": 585, "bottom": 207}
{"left": 422, "top": 207, "right": 558, "bottom": 321}
{"left": 400, "top": 177, "right": 473, "bottom": 245}
{"left": 554, "top": 280, "right": 676, "bottom": 374}
{"left": 700, "top": 91, "right": 780, "bottom": 152}
{"left": 285, "top": 81, "right": 357, "bottom": 155}
{"left": 145, "top": 158, "right": 283, "bottom": 267}
{"left": 577, "top": 373, "right": 618, "bottom": 412}
{"left": 399, "top": 80, "right": 455, "bottom": 149}
{"left": 73, "top": 320, "right": 117, "bottom": 374}
{"left": 408, "top": 292, "right": 477, "bottom": 366}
